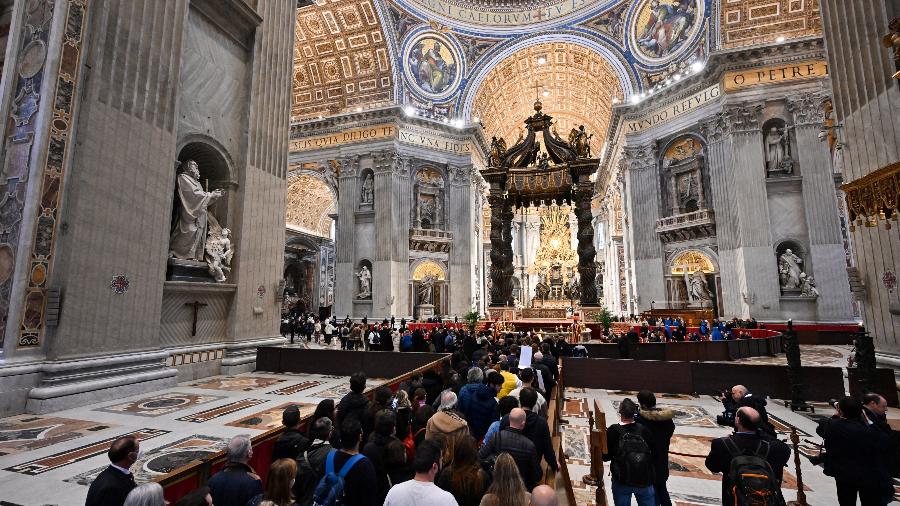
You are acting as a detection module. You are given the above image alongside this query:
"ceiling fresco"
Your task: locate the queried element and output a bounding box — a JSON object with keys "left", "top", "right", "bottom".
{"left": 292, "top": 0, "right": 824, "bottom": 139}
{"left": 471, "top": 42, "right": 621, "bottom": 156}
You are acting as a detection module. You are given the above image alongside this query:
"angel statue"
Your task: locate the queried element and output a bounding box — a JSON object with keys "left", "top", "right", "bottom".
{"left": 489, "top": 136, "right": 507, "bottom": 167}
{"left": 205, "top": 227, "right": 233, "bottom": 283}
{"left": 569, "top": 125, "right": 593, "bottom": 158}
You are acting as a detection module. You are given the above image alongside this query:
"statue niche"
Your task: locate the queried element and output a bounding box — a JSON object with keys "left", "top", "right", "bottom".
{"left": 662, "top": 136, "right": 707, "bottom": 216}
{"left": 167, "top": 151, "right": 233, "bottom": 283}
{"left": 762, "top": 118, "right": 795, "bottom": 177}
{"left": 413, "top": 168, "right": 444, "bottom": 230}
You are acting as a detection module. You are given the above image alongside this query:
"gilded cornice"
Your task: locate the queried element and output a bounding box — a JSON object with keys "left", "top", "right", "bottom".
{"left": 842, "top": 161, "right": 900, "bottom": 231}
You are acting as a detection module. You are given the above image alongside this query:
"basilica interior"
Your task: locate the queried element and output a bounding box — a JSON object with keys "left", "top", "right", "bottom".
{"left": 0, "top": 0, "right": 896, "bottom": 504}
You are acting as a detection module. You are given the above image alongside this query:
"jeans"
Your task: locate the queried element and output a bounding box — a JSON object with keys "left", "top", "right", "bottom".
{"left": 653, "top": 479, "right": 672, "bottom": 506}
{"left": 611, "top": 480, "right": 656, "bottom": 506}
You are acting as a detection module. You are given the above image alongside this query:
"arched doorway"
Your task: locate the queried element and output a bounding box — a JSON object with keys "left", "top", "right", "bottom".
{"left": 410, "top": 260, "right": 447, "bottom": 318}
{"left": 667, "top": 250, "right": 720, "bottom": 317}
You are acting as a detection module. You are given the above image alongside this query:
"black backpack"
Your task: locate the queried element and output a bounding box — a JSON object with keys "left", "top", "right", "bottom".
{"left": 723, "top": 437, "right": 784, "bottom": 506}
{"left": 611, "top": 430, "right": 653, "bottom": 487}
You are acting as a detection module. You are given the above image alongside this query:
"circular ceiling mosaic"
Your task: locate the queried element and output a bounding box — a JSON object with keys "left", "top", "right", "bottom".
{"left": 402, "top": 30, "right": 464, "bottom": 101}
{"left": 628, "top": 0, "right": 704, "bottom": 66}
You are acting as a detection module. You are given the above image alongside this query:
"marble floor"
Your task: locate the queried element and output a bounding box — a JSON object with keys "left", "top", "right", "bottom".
{"left": 559, "top": 387, "right": 900, "bottom": 506}
{"left": 0, "top": 371, "right": 384, "bottom": 506}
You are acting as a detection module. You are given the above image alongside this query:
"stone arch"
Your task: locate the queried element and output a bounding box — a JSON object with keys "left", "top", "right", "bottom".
{"left": 286, "top": 172, "right": 336, "bottom": 238}
{"left": 410, "top": 259, "right": 447, "bottom": 281}
{"left": 668, "top": 249, "right": 717, "bottom": 274}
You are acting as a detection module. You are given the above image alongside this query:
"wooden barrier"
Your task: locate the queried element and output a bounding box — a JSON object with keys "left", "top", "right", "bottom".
{"left": 582, "top": 399, "right": 609, "bottom": 506}
{"left": 558, "top": 439, "right": 578, "bottom": 506}
{"left": 582, "top": 335, "right": 783, "bottom": 362}
{"left": 561, "top": 356, "right": 888, "bottom": 403}
{"left": 155, "top": 353, "right": 451, "bottom": 502}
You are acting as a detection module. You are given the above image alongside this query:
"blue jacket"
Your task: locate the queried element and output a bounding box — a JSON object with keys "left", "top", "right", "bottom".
{"left": 458, "top": 382, "right": 499, "bottom": 440}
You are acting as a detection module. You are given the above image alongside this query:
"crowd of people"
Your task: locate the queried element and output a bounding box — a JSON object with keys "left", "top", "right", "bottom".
{"left": 87, "top": 331, "right": 576, "bottom": 506}
{"left": 85, "top": 314, "right": 899, "bottom": 506}
{"left": 599, "top": 383, "right": 898, "bottom": 506}
{"left": 592, "top": 317, "right": 765, "bottom": 356}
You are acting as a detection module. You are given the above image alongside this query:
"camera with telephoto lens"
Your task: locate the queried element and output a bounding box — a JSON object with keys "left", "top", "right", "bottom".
{"left": 716, "top": 389, "right": 736, "bottom": 427}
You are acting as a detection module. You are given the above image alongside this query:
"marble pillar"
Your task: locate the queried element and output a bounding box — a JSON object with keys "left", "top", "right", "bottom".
{"left": 623, "top": 145, "right": 665, "bottom": 311}
{"left": 727, "top": 102, "right": 782, "bottom": 319}
{"left": 789, "top": 92, "right": 853, "bottom": 320}
{"left": 447, "top": 166, "right": 473, "bottom": 315}
{"left": 334, "top": 157, "right": 359, "bottom": 317}
{"left": 373, "top": 150, "right": 397, "bottom": 317}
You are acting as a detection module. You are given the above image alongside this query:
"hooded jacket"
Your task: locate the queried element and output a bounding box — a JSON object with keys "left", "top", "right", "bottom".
{"left": 271, "top": 428, "right": 309, "bottom": 462}
{"left": 294, "top": 439, "right": 333, "bottom": 506}
{"left": 458, "top": 382, "right": 499, "bottom": 440}
{"left": 337, "top": 391, "right": 372, "bottom": 436}
{"left": 426, "top": 409, "right": 470, "bottom": 462}
{"left": 362, "top": 433, "right": 411, "bottom": 503}
{"left": 636, "top": 407, "right": 676, "bottom": 483}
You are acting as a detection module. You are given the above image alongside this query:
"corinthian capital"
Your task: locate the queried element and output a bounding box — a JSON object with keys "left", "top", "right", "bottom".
{"left": 338, "top": 156, "right": 360, "bottom": 179}
{"left": 788, "top": 92, "right": 829, "bottom": 127}
{"left": 699, "top": 112, "right": 729, "bottom": 143}
{"left": 449, "top": 165, "right": 474, "bottom": 186}
{"left": 724, "top": 101, "right": 764, "bottom": 134}
{"left": 623, "top": 144, "right": 657, "bottom": 172}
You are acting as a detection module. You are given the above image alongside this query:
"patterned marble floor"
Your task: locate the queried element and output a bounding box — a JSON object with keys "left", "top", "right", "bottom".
{"left": 559, "top": 386, "right": 888, "bottom": 506}
{"left": 0, "top": 371, "right": 384, "bottom": 506}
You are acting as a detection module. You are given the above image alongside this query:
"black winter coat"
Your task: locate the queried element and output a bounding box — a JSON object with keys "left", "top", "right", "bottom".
{"left": 478, "top": 427, "right": 542, "bottom": 490}
{"left": 636, "top": 408, "right": 675, "bottom": 483}
{"left": 271, "top": 428, "right": 309, "bottom": 461}
{"left": 499, "top": 410, "right": 557, "bottom": 471}
{"left": 294, "top": 440, "right": 333, "bottom": 506}
{"left": 362, "top": 433, "right": 412, "bottom": 503}
{"left": 817, "top": 416, "right": 893, "bottom": 494}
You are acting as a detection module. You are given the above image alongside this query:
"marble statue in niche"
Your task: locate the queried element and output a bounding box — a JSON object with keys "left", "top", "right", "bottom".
{"left": 765, "top": 125, "right": 794, "bottom": 175}
{"left": 685, "top": 270, "right": 713, "bottom": 302}
{"left": 205, "top": 228, "right": 233, "bottom": 282}
{"left": 418, "top": 274, "right": 436, "bottom": 305}
{"left": 778, "top": 249, "right": 804, "bottom": 290}
{"left": 356, "top": 265, "right": 371, "bottom": 299}
{"left": 361, "top": 174, "right": 374, "bottom": 205}
{"left": 169, "top": 160, "right": 225, "bottom": 261}
{"left": 799, "top": 273, "right": 819, "bottom": 298}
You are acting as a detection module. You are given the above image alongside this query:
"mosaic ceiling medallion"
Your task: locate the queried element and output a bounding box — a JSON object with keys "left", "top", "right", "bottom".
{"left": 402, "top": 30, "right": 464, "bottom": 102}
{"left": 628, "top": 0, "right": 705, "bottom": 66}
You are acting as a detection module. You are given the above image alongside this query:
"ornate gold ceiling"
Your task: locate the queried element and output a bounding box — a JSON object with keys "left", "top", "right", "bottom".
{"left": 286, "top": 173, "right": 335, "bottom": 237}
{"left": 720, "top": 0, "right": 821, "bottom": 49}
{"left": 471, "top": 42, "right": 620, "bottom": 156}
{"left": 292, "top": 0, "right": 394, "bottom": 121}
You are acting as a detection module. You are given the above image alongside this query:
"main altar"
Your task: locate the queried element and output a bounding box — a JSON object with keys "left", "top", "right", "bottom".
{"left": 482, "top": 99, "right": 601, "bottom": 320}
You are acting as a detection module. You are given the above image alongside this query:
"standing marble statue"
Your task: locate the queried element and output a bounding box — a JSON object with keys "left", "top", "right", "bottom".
{"left": 361, "top": 174, "right": 374, "bottom": 204}
{"left": 205, "top": 228, "right": 233, "bottom": 282}
{"left": 356, "top": 265, "right": 371, "bottom": 299}
{"left": 169, "top": 160, "right": 224, "bottom": 260}
{"left": 418, "top": 274, "right": 436, "bottom": 305}
{"left": 765, "top": 127, "right": 793, "bottom": 174}
{"left": 778, "top": 249, "right": 803, "bottom": 289}
{"left": 685, "top": 270, "right": 713, "bottom": 302}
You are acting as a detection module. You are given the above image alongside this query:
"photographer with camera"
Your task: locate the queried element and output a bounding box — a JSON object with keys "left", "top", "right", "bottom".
{"left": 816, "top": 396, "right": 894, "bottom": 506}
{"left": 716, "top": 385, "right": 776, "bottom": 438}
